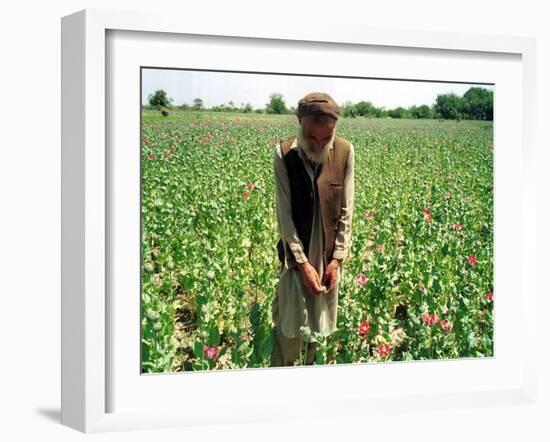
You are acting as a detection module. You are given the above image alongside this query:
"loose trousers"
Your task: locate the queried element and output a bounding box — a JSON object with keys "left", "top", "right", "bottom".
{"left": 270, "top": 325, "right": 318, "bottom": 367}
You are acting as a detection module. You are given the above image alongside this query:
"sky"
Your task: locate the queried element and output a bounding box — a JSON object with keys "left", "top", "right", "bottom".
{"left": 141, "top": 68, "right": 494, "bottom": 110}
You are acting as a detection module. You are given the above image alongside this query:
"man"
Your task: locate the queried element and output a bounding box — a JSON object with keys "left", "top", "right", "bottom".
{"left": 270, "top": 92, "right": 355, "bottom": 367}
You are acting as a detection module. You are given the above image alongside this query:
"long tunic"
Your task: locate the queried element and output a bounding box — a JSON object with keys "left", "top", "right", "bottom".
{"left": 272, "top": 137, "right": 355, "bottom": 343}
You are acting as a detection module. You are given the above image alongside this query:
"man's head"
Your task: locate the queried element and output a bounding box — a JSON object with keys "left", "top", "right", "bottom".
{"left": 296, "top": 92, "right": 340, "bottom": 164}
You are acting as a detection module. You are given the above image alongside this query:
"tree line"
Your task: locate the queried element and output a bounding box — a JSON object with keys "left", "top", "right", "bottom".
{"left": 145, "top": 87, "right": 493, "bottom": 121}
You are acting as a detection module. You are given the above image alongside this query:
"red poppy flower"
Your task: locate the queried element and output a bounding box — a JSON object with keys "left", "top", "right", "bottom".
{"left": 423, "top": 208, "right": 430, "bottom": 214}
{"left": 364, "top": 211, "right": 373, "bottom": 219}
{"left": 378, "top": 343, "right": 391, "bottom": 358}
{"left": 425, "top": 215, "right": 433, "bottom": 221}
{"left": 243, "top": 191, "right": 250, "bottom": 200}
{"left": 247, "top": 182, "right": 257, "bottom": 190}
{"left": 486, "top": 292, "right": 494, "bottom": 301}
{"left": 468, "top": 255, "right": 477, "bottom": 267}
{"left": 356, "top": 322, "right": 371, "bottom": 335}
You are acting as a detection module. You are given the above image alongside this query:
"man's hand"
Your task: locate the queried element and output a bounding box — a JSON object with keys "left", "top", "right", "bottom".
{"left": 321, "top": 259, "right": 341, "bottom": 292}
{"left": 297, "top": 261, "right": 324, "bottom": 296}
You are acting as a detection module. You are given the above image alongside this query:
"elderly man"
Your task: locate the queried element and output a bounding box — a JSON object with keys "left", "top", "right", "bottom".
{"left": 270, "top": 92, "right": 355, "bottom": 367}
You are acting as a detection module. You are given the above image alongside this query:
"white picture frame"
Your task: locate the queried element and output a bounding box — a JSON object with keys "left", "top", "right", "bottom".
{"left": 61, "top": 8, "right": 538, "bottom": 433}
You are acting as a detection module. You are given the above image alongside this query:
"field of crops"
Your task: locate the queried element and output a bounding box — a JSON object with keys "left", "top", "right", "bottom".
{"left": 140, "top": 110, "right": 494, "bottom": 373}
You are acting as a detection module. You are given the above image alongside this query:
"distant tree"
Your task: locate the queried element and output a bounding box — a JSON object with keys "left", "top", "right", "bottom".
{"left": 372, "top": 106, "right": 386, "bottom": 118}
{"left": 354, "top": 101, "right": 378, "bottom": 117}
{"left": 193, "top": 98, "right": 204, "bottom": 110}
{"left": 434, "top": 93, "right": 464, "bottom": 120}
{"left": 431, "top": 104, "right": 441, "bottom": 119}
{"left": 388, "top": 106, "right": 411, "bottom": 119}
{"left": 241, "top": 103, "right": 253, "bottom": 113}
{"left": 178, "top": 103, "right": 190, "bottom": 111}
{"left": 254, "top": 108, "right": 264, "bottom": 114}
{"left": 341, "top": 101, "right": 357, "bottom": 118}
{"left": 265, "top": 93, "right": 288, "bottom": 114}
{"left": 378, "top": 108, "right": 389, "bottom": 118}
{"left": 147, "top": 90, "right": 173, "bottom": 109}
{"left": 410, "top": 104, "right": 433, "bottom": 119}
{"left": 463, "top": 87, "right": 493, "bottom": 120}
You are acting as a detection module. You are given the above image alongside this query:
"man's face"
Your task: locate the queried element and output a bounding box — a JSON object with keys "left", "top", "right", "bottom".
{"left": 297, "top": 115, "right": 336, "bottom": 164}
{"left": 302, "top": 117, "right": 335, "bottom": 153}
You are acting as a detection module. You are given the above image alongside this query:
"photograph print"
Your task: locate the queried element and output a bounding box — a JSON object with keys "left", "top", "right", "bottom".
{"left": 140, "top": 67, "right": 494, "bottom": 373}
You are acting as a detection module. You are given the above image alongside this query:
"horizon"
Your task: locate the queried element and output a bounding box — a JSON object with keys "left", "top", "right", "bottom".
{"left": 141, "top": 68, "right": 494, "bottom": 111}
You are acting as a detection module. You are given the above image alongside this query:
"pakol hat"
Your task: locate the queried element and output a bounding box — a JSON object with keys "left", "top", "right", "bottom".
{"left": 297, "top": 92, "right": 340, "bottom": 120}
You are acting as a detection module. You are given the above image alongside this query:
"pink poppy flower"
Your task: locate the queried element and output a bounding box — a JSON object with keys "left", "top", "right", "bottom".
{"left": 203, "top": 346, "right": 218, "bottom": 359}
{"left": 425, "top": 215, "right": 433, "bottom": 221}
{"left": 440, "top": 320, "right": 451, "bottom": 332}
{"left": 422, "top": 313, "right": 439, "bottom": 326}
{"left": 418, "top": 282, "right": 426, "bottom": 291}
{"left": 423, "top": 208, "right": 430, "bottom": 215}
{"left": 247, "top": 182, "right": 257, "bottom": 190}
{"left": 355, "top": 273, "right": 368, "bottom": 287}
{"left": 240, "top": 333, "right": 253, "bottom": 342}
{"left": 147, "top": 154, "right": 156, "bottom": 160}
{"left": 468, "top": 255, "right": 477, "bottom": 267}
{"left": 243, "top": 191, "right": 250, "bottom": 200}
{"left": 364, "top": 211, "right": 373, "bottom": 219}
{"left": 453, "top": 224, "right": 463, "bottom": 230}
{"left": 486, "top": 292, "right": 494, "bottom": 302}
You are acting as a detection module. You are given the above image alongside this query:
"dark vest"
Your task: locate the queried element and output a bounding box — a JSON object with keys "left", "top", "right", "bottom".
{"left": 276, "top": 135, "right": 350, "bottom": 269}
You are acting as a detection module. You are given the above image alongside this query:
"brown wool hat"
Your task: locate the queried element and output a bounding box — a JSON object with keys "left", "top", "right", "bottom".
{"left": 297, "top": 92, "right": 340, "bottom": 120}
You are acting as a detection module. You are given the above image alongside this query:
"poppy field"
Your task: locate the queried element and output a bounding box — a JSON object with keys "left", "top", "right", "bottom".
{"left": 140, "top": 110, "right": 494, "bottom": 373}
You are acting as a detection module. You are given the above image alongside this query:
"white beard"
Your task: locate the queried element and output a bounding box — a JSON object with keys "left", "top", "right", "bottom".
{"left": 296, "top": 125, "right": 335, "bottom": 165}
